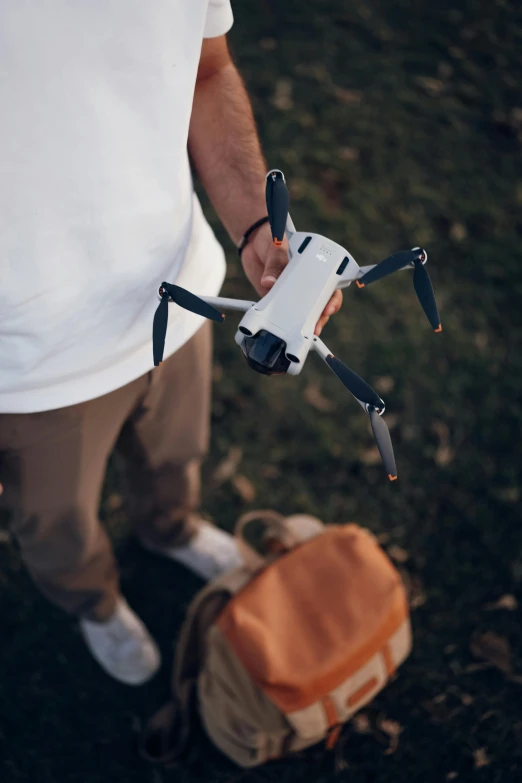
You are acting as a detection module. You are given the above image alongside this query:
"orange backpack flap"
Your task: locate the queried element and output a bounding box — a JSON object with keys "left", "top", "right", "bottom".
{"left": 217, "top": 524, "right": 410, "bottom": 715}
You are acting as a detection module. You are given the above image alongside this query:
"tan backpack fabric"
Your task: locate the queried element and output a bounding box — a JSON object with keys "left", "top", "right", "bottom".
{"left": 141, "top": 511, "right": 412, "bottom": 768}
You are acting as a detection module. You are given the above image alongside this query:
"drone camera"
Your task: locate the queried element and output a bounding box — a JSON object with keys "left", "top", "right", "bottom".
{"left": 239, "top": 329, "right": 291, "bottom": 376}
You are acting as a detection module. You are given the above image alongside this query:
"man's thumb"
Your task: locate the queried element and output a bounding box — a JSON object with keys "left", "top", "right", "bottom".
{"left": 261, "top": 246, "right": 289, "bottom": 288}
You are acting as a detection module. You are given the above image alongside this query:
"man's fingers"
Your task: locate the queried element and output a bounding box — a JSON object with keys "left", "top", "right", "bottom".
{"left": 314, "top": 290, "right": 343, "bottom": 335}
{"left": 314, "top": 315, "right": 328, "bottom": 336}
{"left": 261, "top": 245, "right": 289, "bottom": 289}
{"left": 326, "top": 289, "right": 343, "bottom": 315}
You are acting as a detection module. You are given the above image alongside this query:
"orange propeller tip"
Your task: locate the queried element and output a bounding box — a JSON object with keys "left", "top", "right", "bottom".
{"left": 434, "top": 324, "right": 442, "bottom": 333}
{"left": 273, "top": 239, "right": 283, "bottom": 247}
{"left": 356, "top": 280, "right": 365, "bottom": 288}
{"left": 388, "top": 474, "right": 398, "bottom": 482}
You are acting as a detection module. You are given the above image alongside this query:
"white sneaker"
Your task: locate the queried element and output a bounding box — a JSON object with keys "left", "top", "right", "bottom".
{"left": 79, "top": 598, "right": 161, "bottom": 686}
{"left": 142, "top": 522, "right": 243, "bottom": 581}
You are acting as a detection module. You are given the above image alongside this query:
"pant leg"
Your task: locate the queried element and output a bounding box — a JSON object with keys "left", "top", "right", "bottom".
{"left": 114, "top": 321, "right": 213, "bottom": 549}
{"left": 0, "top": 373, "right": 148, "bottom": 620}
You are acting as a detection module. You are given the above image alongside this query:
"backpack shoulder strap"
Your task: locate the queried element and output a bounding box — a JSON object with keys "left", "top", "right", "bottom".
{"left": 140, "top": 579, "right": 235, "bottom": 765}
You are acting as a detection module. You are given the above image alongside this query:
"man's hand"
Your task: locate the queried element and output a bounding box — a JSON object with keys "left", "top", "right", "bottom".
{"left": 241, "top": 222, "right": 343, "bottom": 336}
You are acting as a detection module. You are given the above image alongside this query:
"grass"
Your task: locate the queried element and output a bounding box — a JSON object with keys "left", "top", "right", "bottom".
{"left": 1, "top": 1, "right": 522, "bottom": 781}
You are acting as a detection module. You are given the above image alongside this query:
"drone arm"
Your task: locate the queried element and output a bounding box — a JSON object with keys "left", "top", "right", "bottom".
{"left": 200, "top": 296, "right": 254, "bottom": 313}
{"left": 312, "top": 338, "right": 397, "bottom": 479}
{"left": 312, "top": 337, "right": 370, "bottom": 411}
{"left": 335, "top": 261, "right": 416, "bottom": 291}
{"left": 335, "top": 263, "right": 377, "bottom": 290}
{"left": 310, "top": 335, "right": 332, "bottom": 361}
{"left": 285, "top": 213, "right": 296, "bottom": 243}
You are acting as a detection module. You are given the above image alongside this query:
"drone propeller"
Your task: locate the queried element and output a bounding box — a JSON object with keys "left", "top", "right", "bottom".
{"left": 368, "top": 406, "right": 397, "bottom": 481}
{"left": 324, "top": 355, "right": 384, "bottom": 409}
{"left": 315, "top": 341, "right": 397, "bottom": 480}
{"left": 152, "top": 283, "right": 225, "bottom": 367}
{"left": 356, "top": 249, "right": 422, "bottom": 287}
{"left": 413, "top": 259, "right": 441, "bottom": 331}
{"left": 152, "top": 290, "right": 169, "bottom": 366}
{"left": 357, "top": 248, "right": 442, "bottom": 332}
{"left": 265, "top": 170, "right": 289, "bottom": 246}
{"left": 162, "top": 283, "right": 226, "bottom": 323}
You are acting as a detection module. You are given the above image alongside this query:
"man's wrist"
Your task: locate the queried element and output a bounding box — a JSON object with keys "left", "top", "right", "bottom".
{"left": 237, "top": 216, "right": 270, "bottom": 258}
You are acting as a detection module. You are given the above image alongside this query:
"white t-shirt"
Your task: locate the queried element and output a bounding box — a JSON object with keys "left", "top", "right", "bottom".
{"left": 0, "top": 0, "right": 234, "bottom": 413}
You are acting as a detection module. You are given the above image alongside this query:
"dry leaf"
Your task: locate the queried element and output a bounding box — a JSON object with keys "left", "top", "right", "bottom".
{"left": 449, "top": 46, "right": 465, "bottom": 59}
{"left": 470, "top": 631, "right": 513, "bottom": 675}
{"left": 352, "top": 713, "right": 371, "bottom": 734}
{"left": 212, "top": 447, "right": 242, "bottom": 486}
{"left": 361, "top": 446, "right": 382, "bottom": 465}
{"left": 338, "top": 147, "right": 360, "bottom": 161}
{"left": 232, "top": 475, "right": 256, "bottom": 503}
{"left": 384, "top": 414, "right": 398, "bottom": 431}
{"left": 497, "top": 487, "right": 520, "bottom": 504}
{"left": 375, "top": 376, "right": 395, "bottom": 394}
{"left": 399, "top": 569, "right": 426, "bottom": 609}
{"left": 473, "top": 748, "right": 490, "bottom": 769}
{"left": 303, "top": 382, "right": 336, "bottom": 412}
{"left": 438, "top": 62, "right": 453, "bottom": 79}
{"left": 446, "top": 773, "right": 458, "bottom": 780}
{"left": 259, "top": 464, "right": 281, "bottom": 480}
{"left": 388, "top": 545, "right": 409, "bottom": 564}
{"left": 508, "top": 675, "right": 522, "bottom": 685}
{"left": 106, "top": 494, "right": 123, "bottom": 511}
{"left": 485, "top": 594, "right": 518, "bottom": 611}
{"left": 461, "top": 694, "right": 474, "bottom": 706}
{"left": 259, "top": 37, "right": 276, "bottom": 51}
{"left": 332, "top": 86, "right": 362, "bottom": 104}
{"left": 377, "top": 716, "right": 403, "bottom": 755}
{"left": 435, "top": 445, "right": 455, "bottom": 466}
{"left": 450, "top": 222, "right": 467, "bottom": 242}
{"left": 0, "top": 529, "right": 11, "bottom": 544}
{"left": 432, "top": 420, "right": 455, "bottom": 465}
{"left": 410, "top": 588, "right": 427, "bottom": 610}
{"left": 415, "top": 76, "right": 445, "bottom": 95}
{"left": 272, "top": 79, "right": 293, "bottom": 111}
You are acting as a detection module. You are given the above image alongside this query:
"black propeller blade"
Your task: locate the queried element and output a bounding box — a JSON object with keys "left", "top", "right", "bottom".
{"left": 368, "top": 406, "right": 397, "bottom": 481}
{"left": 265, "top": 170, "right": 289, "bottom": 246}
{"left": 357, "top": 247, "right": 442, "bottom": 333}
{"left": 152, "top": 291, "right": 169, "bottom": 366}
{"left": 356, "top": 249, "right": 422, "bottom": 288}
{"left": 325, "top": 355, "right": 384, "bottom": 409}
{"left": 162, "top": 283, "right": 225, "bottom": 323}
{"left": 413, "top": 260, "right": 442, "bottom": 332}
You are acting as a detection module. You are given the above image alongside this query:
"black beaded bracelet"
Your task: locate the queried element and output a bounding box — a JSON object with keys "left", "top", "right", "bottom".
{"left": 237, "top": 216, "right": 270, "bottom": 258}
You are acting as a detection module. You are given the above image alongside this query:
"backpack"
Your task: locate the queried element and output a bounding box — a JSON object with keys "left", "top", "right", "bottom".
{"left": 141, "top": 510, "right": 412, "bottom": 768}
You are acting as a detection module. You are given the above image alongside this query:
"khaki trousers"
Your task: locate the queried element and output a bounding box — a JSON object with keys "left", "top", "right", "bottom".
{"left": 0, "top": 322, "right": 212, "bottom": 620}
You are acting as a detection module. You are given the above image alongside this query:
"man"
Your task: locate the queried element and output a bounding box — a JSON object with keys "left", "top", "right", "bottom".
{"left": 0, "top": 1, "right": 342, "bottom": 685}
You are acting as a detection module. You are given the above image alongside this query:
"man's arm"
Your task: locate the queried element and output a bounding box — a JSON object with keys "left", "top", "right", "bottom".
{"left": 188, "top": 35, "right": 342, "bottom": 334}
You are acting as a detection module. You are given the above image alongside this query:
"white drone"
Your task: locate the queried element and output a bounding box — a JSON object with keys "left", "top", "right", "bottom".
{"left": 153, "top": 170, "right": 442, "bottom": 481}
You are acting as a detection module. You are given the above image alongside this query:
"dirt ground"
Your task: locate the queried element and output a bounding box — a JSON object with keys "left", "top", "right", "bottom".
{"left": 1, "top": 1, "right": 521, "bottom": 781}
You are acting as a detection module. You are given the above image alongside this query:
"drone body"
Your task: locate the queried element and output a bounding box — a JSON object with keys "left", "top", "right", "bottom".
{"left": 232, "top": 230, "right": 357, "bottom": 376}
{"left": 152, "top": 169, "right": 442, "bottom": 481}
